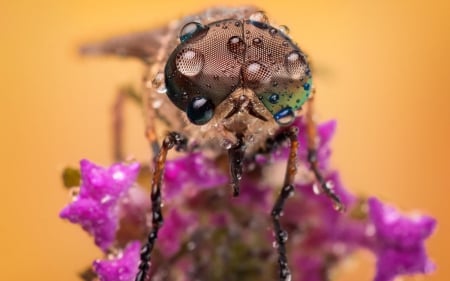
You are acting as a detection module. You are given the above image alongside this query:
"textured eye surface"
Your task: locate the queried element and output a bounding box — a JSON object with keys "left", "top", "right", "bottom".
{"left": 165, "top": 19, "right": 244, "bottom": 113}
{"left": 164, "top": 18, "right": 312, "bottom": 126}
{"left": 186, "top": 96, "right": 215, "bottom": 125}
{"left": 241, "top": 20, "right": 312, "bottom": 125}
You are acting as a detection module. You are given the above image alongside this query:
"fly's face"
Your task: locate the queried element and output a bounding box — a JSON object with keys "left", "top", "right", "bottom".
{"left": 164, "top": 17, "right": 312, "bottom": 135}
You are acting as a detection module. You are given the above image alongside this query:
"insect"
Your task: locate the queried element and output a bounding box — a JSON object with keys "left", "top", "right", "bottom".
{"left": 81, "top": 6, "right": 344, "bottom": 281}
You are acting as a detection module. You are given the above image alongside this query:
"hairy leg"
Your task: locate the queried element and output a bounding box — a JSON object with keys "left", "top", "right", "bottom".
{"left": 305, "top": 95, "right": 344, "bottom": 211}
{"left": 270, "top": 126, "right": 299, "bottom": 281}
{"left": 135, "top": 132, "right": 188, "bottom": 281}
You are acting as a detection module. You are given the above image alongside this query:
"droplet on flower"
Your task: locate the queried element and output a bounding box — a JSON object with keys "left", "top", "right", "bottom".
{"left": 312, "top": 183, "right": 321, "bottom": 195}
{"left": 176, "top": 48, "right": 205, "bottom": 77}
{"left": 249, "top": 11, "right": 269, "bottom": 23}
{"left": 100, "top": 195, "right": 112, "bottom": 204}
{"left": 269, "top": 28, "right": 278, "bottom": 35}
{"left": 112, "top": 171, "right": 125, "bottom": 181}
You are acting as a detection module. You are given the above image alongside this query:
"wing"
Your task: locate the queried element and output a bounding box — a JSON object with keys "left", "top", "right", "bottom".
{"left": 79, "top": 6, "right": 260, "bottom": 63}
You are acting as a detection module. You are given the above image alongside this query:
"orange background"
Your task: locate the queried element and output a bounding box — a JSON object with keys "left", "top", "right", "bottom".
{"left": 1, "top": 0, "right": 449, "bottom": 280}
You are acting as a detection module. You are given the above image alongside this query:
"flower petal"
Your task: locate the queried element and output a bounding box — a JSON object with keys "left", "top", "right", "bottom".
{"left": 158, "top": 209, "right": 197, "bottom": 257}
{"left": 93, "top": 241, "right": 141, "bottom": 281}
{"left": 60, "top": 198, "right": 117, "bottom": 250}
{"left": 368, "top": 197, "right": 436, "bottom": 281}
{"left": 164, "top": 153, "right": 227, "bottom": 200}
{"left": 60, "top": 160, "right": 140, "bottom": 250}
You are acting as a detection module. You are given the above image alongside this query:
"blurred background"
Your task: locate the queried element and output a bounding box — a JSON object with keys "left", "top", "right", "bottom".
{"left": 0, "top": 0, "right": 449, "bottom": 280}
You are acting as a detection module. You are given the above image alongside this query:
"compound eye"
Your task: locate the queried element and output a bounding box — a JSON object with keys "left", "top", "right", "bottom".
{"left": 186, "top": 96, "right": 215, "bottom": 125}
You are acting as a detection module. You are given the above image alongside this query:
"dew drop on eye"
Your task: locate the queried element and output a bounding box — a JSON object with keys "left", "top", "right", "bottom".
{"left": 175, "top": 48, "right": 205, "bottom": 77}
{"left": 179, "top": 22, "right": 205, "bottom": 42}
{"left": 274, "top": 107, "right": 295, "bottom": 126}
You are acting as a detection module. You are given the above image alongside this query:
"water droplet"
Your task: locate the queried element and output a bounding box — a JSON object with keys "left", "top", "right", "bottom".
{"left": 312, "top": 183, "right": 321, "bottom": 195}
{"left": 269, "top": 93, "right": 279, "bottom": 104}
{"left": 175, "top": 48, "right": 204, "bottom": 77}
{"left": 221, "top": 139, "right": 233, "bottom": 149}
{"left": 325, "top": 180, "right": 334, "bottom": 190}
{"left": 285, "top": 51, "right": 307, "bottom": 79}
{"left": 274, "top": 107, "right": 295, "bottom": 126}
{"left": 269, "top": 28, "right": 278, "bottom": 35}
{"left": 333, "top": 202, "right": 345, "bottom": 211}
{"left": 227, "top": 36, "right": 245, "bottom": 54}
{"left": 249, "top": 11, "right": 269, "bottom": 23}
{"left": 279, "top": 25, "right": 290, "bottom": 34}
{"left": 112, "top": 171, "right": 125, "bottom": 181}
{"left": 179, "top": 22, "right": 205, "bottom": 42}
{"left": 156, "top": 86, "right": 167, "bottom": 94}
{"left": 243, "top": 61, "right": 271, "bottom": 82}
{"left": 152, "top": 99, "right": 163, "bottom": 109}
{"left": 282, "top": 41, "right": 289, "bottom": 47}
{"left": 101, "top": 195, "right": 112, "bottom": 204}
{"left": 234, "top": 21, "right": 241, "bottom": 27}
{"left": 278, "top": 230, "right": 288, "bottom": 243}
{"left": 252, "top": 37, "right": 263, "bottom": 46}
{"left": 151, "top": 72, "right": 167, "bottom": 93}
{"left": 272, "top": 241, "right": 279, "bottom": 248}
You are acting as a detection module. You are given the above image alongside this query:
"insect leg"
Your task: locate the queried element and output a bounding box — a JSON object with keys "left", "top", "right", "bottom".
{"left": 271, "top": 126, "right": 298, "bottom": 281}
{"left": 112, "top": 86, "right": 143, "bottom": 161}
{"left": 135, "top": 132, "right": 188, "bottom": 281}
{"left": 305, "top": 95, "right": 344, "bottom": 211}
{"left": 228, "top": 134, "right": 246, "bottom": 196}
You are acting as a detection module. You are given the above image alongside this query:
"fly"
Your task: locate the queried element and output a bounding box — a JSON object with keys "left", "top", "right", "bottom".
{"left": 81, "top": 6, "right": 344, "bottom": 281}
